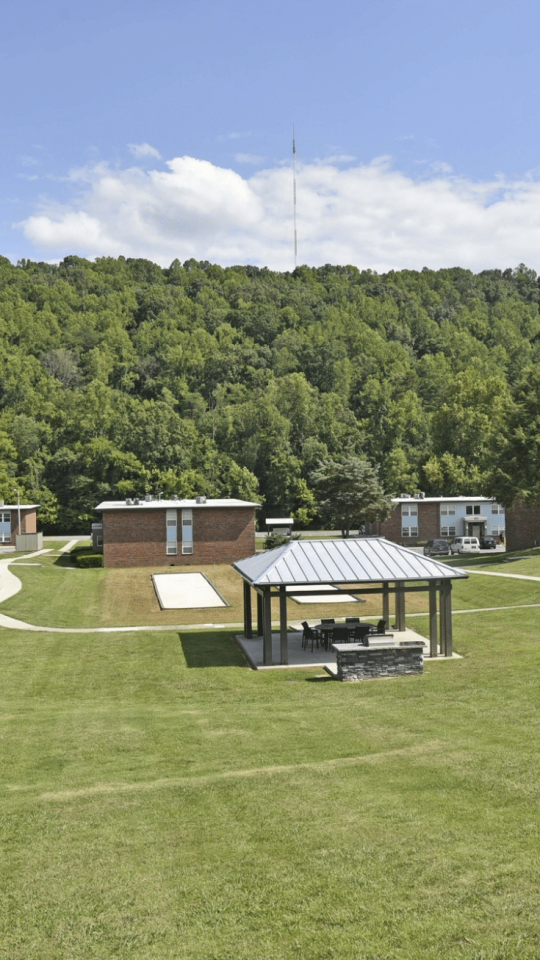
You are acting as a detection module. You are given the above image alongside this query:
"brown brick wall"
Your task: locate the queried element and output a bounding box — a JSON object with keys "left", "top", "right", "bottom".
{"left": 102, "top": 506, "right": 256, "bottom": 568}
{"left": 366, "top": 503, "right": 441, "bottom": 544}
{"left": 2, "top": 508, "right": 37, "bottom": 543}
{"left": 506, "top": 502, "right": 540, "bottom": 551}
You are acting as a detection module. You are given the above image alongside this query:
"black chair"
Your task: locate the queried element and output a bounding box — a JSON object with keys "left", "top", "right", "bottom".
{"left": 301, "top": 621, "right": 319, "bottom": 651}
{"left": 345, "top": 617, "right": 360, "bottom": 624}
{"left": 353, "top": 624, "right": 371, "bottom": 646}
{"left": 369, "top": 619, "right": 387, "bottom": 636}
{"left": 320, "top": 618, "right": 335, "bottom": 625}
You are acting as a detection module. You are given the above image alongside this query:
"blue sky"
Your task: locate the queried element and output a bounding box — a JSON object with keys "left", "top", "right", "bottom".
{"left": 4, "top": 0, "right": 540, "bottom": 272}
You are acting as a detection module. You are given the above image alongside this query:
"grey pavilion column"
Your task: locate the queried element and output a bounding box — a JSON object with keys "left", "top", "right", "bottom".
{"left": 382, "top": 582, "right": 390, "bottom": 623}
{"left": 441, "top": 580, "right": 453, "bottom": 657}
{"left": 243, "top": 580, "right": 253, "bottom": 639}
{"left": 279, "top": 585, "right": 288, "bottom": 665}
{"left": 429, "top": 581, "right": 438, "bottom": 658}
{"left": 257, "top": 592, "right": 263, "bottom": 637}
{"left": 262, "top": 586, "right": 273, "bottom": 665}
{"left": 395, "top": 581, "right": 406, "bottom": 631}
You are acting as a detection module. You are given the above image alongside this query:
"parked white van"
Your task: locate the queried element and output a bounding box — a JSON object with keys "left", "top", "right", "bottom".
{"left": 450, "top": 536, "right": 480, "bottom": 554}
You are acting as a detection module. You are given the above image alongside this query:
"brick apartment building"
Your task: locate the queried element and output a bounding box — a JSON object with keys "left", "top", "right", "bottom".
{"left": 366, "top": 495, "right": 505, "bottom": 546}
{"left": 505, "top": 501, "right": 540, "bottom": 551}
{"left": 0, "top": 501, "right": 41, "bottom": 548}
{"left": 94, "top": 496, "right": 259, "bottom": 568}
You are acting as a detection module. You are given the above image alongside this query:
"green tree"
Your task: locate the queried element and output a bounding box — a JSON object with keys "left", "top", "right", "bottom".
{"left": 311, "top": 456, "right": 391, "bottom": 537}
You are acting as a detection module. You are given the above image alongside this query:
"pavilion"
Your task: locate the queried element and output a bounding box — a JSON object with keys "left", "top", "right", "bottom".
{"left": 233, "top": 537, "right": 468, "bottom": 666}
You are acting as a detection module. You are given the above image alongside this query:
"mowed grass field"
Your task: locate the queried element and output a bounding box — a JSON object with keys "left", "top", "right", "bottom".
{"left": 3, "top": 548, "right": 540, "bottom": 628}
{"left": 2, "top": 607, "right": 540, "bottom": 959}
{"left": 2, "top": 552, "right": 540, "bottom": 957}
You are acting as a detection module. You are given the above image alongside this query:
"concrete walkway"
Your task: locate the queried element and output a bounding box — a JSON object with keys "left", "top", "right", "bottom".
{"left": 0, "top": 549, "right": 52, "bottom": 604}
{"left": 466, "top": 569, "right": 540, "bottom": 582}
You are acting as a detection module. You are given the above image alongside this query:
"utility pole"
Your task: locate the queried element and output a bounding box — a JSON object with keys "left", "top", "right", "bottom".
{"left": 293, "top": 126, "right": 298, "bottom": 269}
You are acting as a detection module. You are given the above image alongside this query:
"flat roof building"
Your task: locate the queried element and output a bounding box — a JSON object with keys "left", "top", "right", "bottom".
{"left": 366, "top": 496, "right": 505, "bottom": 545}
{"left": 95, "top": 496, "right": 259, "bottom": 568}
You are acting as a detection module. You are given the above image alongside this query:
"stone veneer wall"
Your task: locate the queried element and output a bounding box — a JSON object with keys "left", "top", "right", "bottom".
{"left": 102, "top": 506, "right": 256, "bottom": 568}
{"left": 334, "top": 641, "right": 424, "bottom": 681}
{"left": 506, "top": 501, "right": 540, "bottom": 551}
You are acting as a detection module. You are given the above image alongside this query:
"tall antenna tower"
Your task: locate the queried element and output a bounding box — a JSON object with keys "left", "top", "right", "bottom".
{"left": 292, "top": 126, "right": 298, "bottom": 269}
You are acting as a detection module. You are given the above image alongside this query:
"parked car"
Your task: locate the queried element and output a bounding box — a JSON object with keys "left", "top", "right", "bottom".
{"left": 423, "top": 539, "right": 451, "bottom": 557}
{"left": 450, "top": 537, "right": 481, "bottom": 554}
{"left": 480, "top": 535, "right": 497, "bottom": 550}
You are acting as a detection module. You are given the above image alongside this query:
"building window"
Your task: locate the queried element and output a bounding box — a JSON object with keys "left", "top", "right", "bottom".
{"left": 466, "top": 505, "right": 481, "bottom": 515}
{"left": 181, "top": 508, "right": 193, "bottom": 555}
{"left": 440, "top": 525, "right": 456, "bottom": 537}
{"left": 492, "top": 525, "right": 505, "bottom": 536}
{"left": 166, "top": 508, "right": 178, "bottom": 556}
{"left": 0, "top": 511, "right": 11, "bottom": 543}
{"left": 491, "top": 503, "right": 504, "bottom": 514}
{"left": 401, "top": 504, "right": 418, "bottom": 517}
{"left": 402, "top": 526, "right": 418, "bottom": 538}
{"left": 440, "top": 504, "right": 456, "bottom": 516}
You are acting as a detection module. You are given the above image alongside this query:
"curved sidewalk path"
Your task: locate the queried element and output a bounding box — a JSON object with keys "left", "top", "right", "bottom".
{"left": 1, "top": 553, "right": 540, "bottom": 635}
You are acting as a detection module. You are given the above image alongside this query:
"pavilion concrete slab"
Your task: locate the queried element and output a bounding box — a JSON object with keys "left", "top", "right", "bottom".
{"left": 236, "top": 626, "right": 460, "bottom": 671}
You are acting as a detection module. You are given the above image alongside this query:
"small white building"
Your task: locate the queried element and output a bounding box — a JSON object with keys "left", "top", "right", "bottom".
{"left": 266, "top": 517, "right": 294, "bottom": 536}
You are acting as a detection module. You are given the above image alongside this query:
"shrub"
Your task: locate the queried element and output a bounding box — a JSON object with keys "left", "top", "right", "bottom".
{"left": 75, "top": 553, "right": 104, "bottom": 568}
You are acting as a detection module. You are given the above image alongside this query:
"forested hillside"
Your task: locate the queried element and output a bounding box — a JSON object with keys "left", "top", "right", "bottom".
{"left": 0, "top": 254, "right": 538, "bottom": 530}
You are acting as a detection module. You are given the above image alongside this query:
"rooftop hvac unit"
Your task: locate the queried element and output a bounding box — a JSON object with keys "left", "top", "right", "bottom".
{"left": 400, "top": 493, "right": 410, "bottom": 499}
{"left": 125, "top": 498, "right": 133, "bottom": 505}
{"left": 145, "top": 494, "right": 152, "bottom": 502}
{"left": 134, "top": 498, "right": 140, "bottom": 505}
{"left": 420, "top": 492, "right": 425, "bottom": 498}
{"left": 172, "top": 494, "right": 178, "bottom": 501}
{"left": 195, "top": 496, "right": 207, "bottom": 504}
{"left": 413, "top": 494, "right": 421, "bottom": 499}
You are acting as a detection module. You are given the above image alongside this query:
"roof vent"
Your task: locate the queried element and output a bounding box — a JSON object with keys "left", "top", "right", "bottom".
{"left": 420, "top": 491, "right": 425, "bottom": 499}
{"left": 195, "top": 496, "right": 207, "bottom": 504}
{"left": 413, "top": 493, "right": 421, "bottom": 499}
{"left": 172, "top": 494, "right": 178, "bottom": 501}
{"left": 400, "top": 493, "right": 410, "bottom": 499}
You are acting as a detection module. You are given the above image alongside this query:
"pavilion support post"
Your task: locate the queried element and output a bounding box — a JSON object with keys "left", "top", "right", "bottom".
{"left": 257, "top": 592, "right": 263, "bottom": 637}
{"left": 382, "top": 582, "right": 390, "bottom": 623}
{"left": 429, "top": 581, "right": 438, "bottom": 658}
{"left": 439, "top": 584, "right": 447, "bottom": 654}
{"left": 395, "top": 581, "right": 406, "bottom": 631}
{"left": 262, "top": 586, "right": 273, "bottom": 665}
{"left": 279, "top": 585, "right": 288, "bottom": 665}
{"left": 441, "top": 581, "right": 453, "bottom": 657}
{"left": 243, "top": 581, "right": 253, "bottom": 639}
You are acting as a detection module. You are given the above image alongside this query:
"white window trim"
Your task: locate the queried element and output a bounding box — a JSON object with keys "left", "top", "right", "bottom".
{"left": 402, "top": 526, "right": 418, "bottom": 538}
{"left": 181, "top": 508, "right": 193, "bottom": 555}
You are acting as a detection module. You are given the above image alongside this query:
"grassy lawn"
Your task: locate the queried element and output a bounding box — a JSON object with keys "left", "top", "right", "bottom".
{"left": 2, "top": 603, "right": 540, "bottom": 959}
{"left": 3, "top": 549, "right": 540, "bottom": 629}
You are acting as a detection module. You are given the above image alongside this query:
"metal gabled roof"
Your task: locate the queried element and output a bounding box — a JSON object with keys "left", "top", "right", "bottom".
{"left": 234, "top": 537, "right": 468, "bottom": 586}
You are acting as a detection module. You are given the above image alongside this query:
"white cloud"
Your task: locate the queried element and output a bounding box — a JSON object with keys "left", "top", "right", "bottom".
{"left": 128, "top": 142, "right": 162, "bottom": 160}
{"left": 235, "top": 153, "right": 264, "bottom": 165}
{"left": 17, "top": 153, "right": 540, "bottom": 273}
